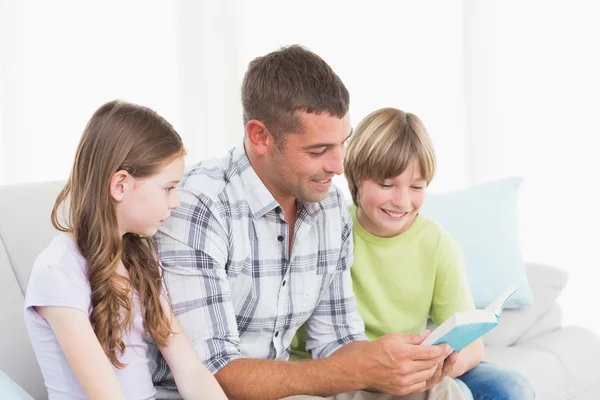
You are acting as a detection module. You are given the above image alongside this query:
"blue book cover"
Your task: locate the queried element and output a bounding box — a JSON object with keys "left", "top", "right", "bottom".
{"left": 421, "top": 286, "right": 517, "bottom": 351}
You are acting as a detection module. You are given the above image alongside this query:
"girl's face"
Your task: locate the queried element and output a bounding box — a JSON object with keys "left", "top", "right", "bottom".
{"left": 114, "top": 155, "right": 185, "bottom": 237}
{"left": 356, "top": 159, "right": 427, "bottom": 238}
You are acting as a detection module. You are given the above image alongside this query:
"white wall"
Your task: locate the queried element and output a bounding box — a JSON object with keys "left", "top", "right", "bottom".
{"left": 0, "top": 0, "right": 181, "bottom": 185}
{"left": 1, "top": 0, "right": 598, "bottom": 334}
{"left": 465, "top": 0, "right": 600, "bottom": 329}
{"left": 1, "top": 0, "right": 467, "bottom": 190}
{"left": 235, "top": 0, "right": 468, "bottom": 195}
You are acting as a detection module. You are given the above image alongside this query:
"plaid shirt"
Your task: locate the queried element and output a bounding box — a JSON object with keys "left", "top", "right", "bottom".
{"left": 150, "top": 144, "right": 366, "bottom": 387}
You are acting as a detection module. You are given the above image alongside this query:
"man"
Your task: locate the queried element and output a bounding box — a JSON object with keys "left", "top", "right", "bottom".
{"left": 150, "top": 45, "right": 462, "bottom": 400}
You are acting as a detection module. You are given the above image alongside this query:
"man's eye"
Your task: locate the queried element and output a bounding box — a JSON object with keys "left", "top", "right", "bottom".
{"left": 310, "top": 149, "right": 327, "bottom": 156}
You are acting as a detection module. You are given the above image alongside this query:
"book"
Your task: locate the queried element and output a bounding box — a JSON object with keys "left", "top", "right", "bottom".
{"left": 421, "top": 285, "right": 517, "bottom": 351}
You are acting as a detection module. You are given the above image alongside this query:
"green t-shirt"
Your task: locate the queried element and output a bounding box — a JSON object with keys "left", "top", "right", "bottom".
{"left": 291, "top": 205, "right": 475, "bottom": 359}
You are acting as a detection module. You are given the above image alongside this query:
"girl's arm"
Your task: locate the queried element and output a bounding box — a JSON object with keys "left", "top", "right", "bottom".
{"left": 36, "top": 306, "right": 126, "bottom": 400}
{"left": 449, "top": 338, "right": 484, "bottom": 378}
{"left": 159, "top": 300, "right": 228, "bottom": 400}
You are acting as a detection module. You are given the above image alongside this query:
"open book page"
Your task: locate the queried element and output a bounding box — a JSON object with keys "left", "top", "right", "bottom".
{"left": 421, "top": 285, "right": 518, "bottom": 350}
{"left": 484, "top": 285, "right": 518, "bottom": 318}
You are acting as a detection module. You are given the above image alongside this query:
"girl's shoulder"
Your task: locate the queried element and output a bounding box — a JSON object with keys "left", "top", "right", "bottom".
{"left": 25, "top": 234, "right": 91, "bottom": 310}
{"left": 33, "top": 234, "right": 87, "bottom": 275}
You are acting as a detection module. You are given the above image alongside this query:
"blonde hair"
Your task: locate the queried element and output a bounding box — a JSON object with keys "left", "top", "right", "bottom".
{"left": 51, "top": 100, "right": 184, "bottom": 368}
{"left": 344, "top": 107, "right": 436, "bottom": 205}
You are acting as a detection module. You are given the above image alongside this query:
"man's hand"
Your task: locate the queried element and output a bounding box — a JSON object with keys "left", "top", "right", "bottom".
{"left": 352, "top": 331, "right": 452, "bottom": 396}
{"left": 423, "top": 348, "right": 458, "bottom": 391}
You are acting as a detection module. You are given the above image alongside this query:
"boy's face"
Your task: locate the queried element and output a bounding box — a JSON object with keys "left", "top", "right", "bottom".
{"left": 356, "top": 159, "right": 427, "bottom": 238}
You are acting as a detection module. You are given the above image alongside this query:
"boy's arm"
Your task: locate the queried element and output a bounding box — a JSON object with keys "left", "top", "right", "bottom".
{"left": 450, "top": 339, "right": 484, "bottom": 377}
{"left": 430, "top": 228, "right": 482, "bottom": 376}
{"left": 430, "top": 227, "right": 476, "bottom": 323}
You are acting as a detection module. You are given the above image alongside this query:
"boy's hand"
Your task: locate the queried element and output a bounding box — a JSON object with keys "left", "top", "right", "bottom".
{"left": 358, "top": 331, "right": 451, "bottom": 396}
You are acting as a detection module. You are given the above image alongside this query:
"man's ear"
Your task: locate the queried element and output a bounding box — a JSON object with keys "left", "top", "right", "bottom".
{"left": 109, "top": 170, "right": 131, "bottom": 202}
{"left": 246, "top": 120, "right": 273, "bottom": 156}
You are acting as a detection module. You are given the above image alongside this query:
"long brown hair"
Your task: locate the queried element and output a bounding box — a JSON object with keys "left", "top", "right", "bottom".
{"left": 51, "top": 100, "right": 184, "bottom": 368}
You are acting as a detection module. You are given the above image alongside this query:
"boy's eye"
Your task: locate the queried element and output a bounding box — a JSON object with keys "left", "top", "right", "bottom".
{"left": 379, "top": 183, "right": 393, "bottom": 188}
{"left": 411, "top": 186, "right": 424, "bottom": 190}
{"left": 166, "top": 187, "right": 176, "bottom": 193}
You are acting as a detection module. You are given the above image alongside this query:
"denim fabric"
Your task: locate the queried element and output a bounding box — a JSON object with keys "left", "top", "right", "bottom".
{"left": 456, "top": 362, "right": 535, "bottom": 400}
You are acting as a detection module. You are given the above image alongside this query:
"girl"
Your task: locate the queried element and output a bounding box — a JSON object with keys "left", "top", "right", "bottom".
{"left": 24, "top": 100, "right": 228, "bottom": 400}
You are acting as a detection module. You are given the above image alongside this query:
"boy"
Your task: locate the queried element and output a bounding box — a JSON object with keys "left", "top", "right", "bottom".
{"left": 341, "top": 107, "right": 535, "bottom": 400}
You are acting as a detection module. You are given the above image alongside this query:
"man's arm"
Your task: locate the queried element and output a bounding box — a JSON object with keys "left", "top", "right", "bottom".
{"left": 155, "top": 192, "right": 244, "bottom": 378}
{"left": 157, "top": 298, "right": 228, "bottom": 400}
{"left": 215, "top": 333, "right": 451, "bottom": 400}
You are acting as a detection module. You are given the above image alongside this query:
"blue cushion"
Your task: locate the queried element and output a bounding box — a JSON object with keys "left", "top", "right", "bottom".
{"left": 0, "top": 371, "right": 33, "bottom": 400}
{"left": 420, "top": 177, "right": 533, "bottom": 309}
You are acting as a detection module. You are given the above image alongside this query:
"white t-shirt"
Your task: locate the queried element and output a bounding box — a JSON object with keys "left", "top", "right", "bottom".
{"left": 24, "top": 234, "right": 156, "bottom": 400}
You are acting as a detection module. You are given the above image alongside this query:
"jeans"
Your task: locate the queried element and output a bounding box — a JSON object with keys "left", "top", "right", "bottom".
{"left": 455, "top": 362, "right": 535, "bottom": 400}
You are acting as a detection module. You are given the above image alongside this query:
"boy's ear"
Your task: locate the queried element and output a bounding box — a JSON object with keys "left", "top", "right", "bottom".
{"left": 109, "top": 170, "right": 131, "bottom": 202}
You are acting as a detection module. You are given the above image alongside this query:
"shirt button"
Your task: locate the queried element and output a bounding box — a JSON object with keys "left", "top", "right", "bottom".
{"left": 277, "top": 235, "right": 284, "bottom": 242}
{"left": 275, "top": 331, "right": 279, "bottom": 337}
{"left": 282, "top": 280, "right": 286, "bottom": 286}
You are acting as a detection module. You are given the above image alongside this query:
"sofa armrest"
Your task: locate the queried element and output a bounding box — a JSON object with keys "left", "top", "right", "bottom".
{"left": 483, "top": 262, "right": 568, "bottom": 346}
{"left": 516, "top": 303, "right": 563, "bottom": 343}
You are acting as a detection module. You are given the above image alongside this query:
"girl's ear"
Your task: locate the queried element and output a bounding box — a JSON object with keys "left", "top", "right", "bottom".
{"left": 109, "top": 170, "right": 131, "bottom": 202}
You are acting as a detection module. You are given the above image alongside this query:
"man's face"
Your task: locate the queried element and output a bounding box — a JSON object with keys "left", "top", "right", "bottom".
{"left": 265, "top": 111, "right": 352, "bottom": 204}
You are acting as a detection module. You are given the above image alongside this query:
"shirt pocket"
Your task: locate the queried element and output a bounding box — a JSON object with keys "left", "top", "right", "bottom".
{"left": 292, "top": 255, "right": 337, "bottom": 314}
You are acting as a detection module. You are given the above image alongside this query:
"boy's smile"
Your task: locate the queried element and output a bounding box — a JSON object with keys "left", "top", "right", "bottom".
{"left": 356, "top": 159, "right": 426, "bottom": 238}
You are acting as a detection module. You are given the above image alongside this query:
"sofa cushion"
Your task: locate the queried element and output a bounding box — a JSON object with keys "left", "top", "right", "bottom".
{"left": 516, "top": 327, "right": 600, "bottom": 400}
{"left": 483, "top": 345, "right": 568, "bottom": 400}
{"left": 0, "top": 238, "right": 45, "bottom": 399}
{"left": 0, "top": 181, "right": 65, "bottom": 293}
{"left": 484, "top": 262, "right": 568, "bottom": 346}
{"left": 420, "top": 177, "right": 533, "bottom": 309}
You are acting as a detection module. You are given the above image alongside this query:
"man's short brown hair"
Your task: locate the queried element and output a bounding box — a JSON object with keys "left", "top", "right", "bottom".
{"left": 242, "top": 45, "right": 349, "bottom": 144}
{"left": 344, "top": 107, "right": 437, "bottom": 205}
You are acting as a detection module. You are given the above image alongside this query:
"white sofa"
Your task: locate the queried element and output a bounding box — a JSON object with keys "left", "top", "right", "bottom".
{"left": 2, "top": 180, "right": 600, "bottom": 400}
